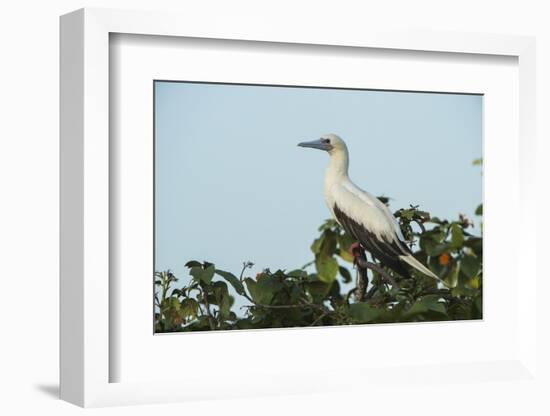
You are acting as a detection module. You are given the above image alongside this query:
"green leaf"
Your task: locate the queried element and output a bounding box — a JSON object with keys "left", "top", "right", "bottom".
{"left": 416, "top": 210, "right": 430, "bottom": 221}
{"left": 310, "top": 234, "right": 325, "bottom": 254}
{"left": 421, "top": 239, "right": 448, "bottom": 256}
{"left": 450, "top": 223, "right": 464, "bottom": 248}
{"left": 215, "top": 269, "right": 245, "bottom": 295}
{"left": 320, "top": 230, "right": 337, "bottom": 257}
{"left": 467, "top": 276, "right": 481, "bottom": 289}
{"left": 190, "top": 264, "right": 215, "bottom": 285}
{"left": 474, "top": 295, "right": 483, "bottom": 317}
{"left": 400, "top": 209, "right": 415, "bottom": 220}
{"left": 189, "top": 266, "right": 203, "bottom": 283}
{"left": 349, "top": 303, "right": 380, "bottom": 323}
{"left": 329, "top": 280, "right": 342, "bottom": 298}
{"left": 180, "top": 298, "right": 199, "bottom": 319}
{"left": 286, "top": 269, "right": 308, "bottom": 279}
{"left": 202, "top": 265, "right": 215, "bottom": 284}
{"left": 244, "top": 275, "right": 283, "bottom": 304}
{"left": 315, "top": 255, "right": 339, "bottom": 283}
{"left": 475, "top": 204, "right": 483, "bottom": 216}
{"left": 170, "top": 288, "right": 183, "bottom": 297}
{"left": 338, "top": 249, "right": 353, "bottom": 263}
{"left": 212, "top": 281, "right": 232, "bottom": 319}
{"left": 168, "top": 296, "right": 181, "bottom": 310}
{"left": 185, "top": 260, "right": 202, "bottom": 268}
{"left": 306, "top": 280, "right": 332, "bottom": 302}
{"left": 318, "top": 219, "right": 338, "bottom": 232}
{"left": 338, "top": 266, "right": 352, "bottom": 283}
{"left": 423, "top": 227, "right": 446, "bottom": 242}
{"left": 464, "top": 237, "right": 483, "bottom": 255}
{"left": 337, "top": 233, "right": 355, "bottom": 262}
{"left": 427, "top": 299, "right": 447, "bottom": 315}
{"left": 419, "top": 227, "right": 448, "bottom": 256}
{"left": 460, "top": 254, "right": 480, "bottom": 279}
{"left": 405, "top": 295, "right": 447, "bottom": 318}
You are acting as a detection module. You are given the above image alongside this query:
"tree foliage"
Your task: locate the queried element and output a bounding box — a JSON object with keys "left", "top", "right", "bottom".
{"left": 155, "top": 200, "right": 483, "bottom": 332}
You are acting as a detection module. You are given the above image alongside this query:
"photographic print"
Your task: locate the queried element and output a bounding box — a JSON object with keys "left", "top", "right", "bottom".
{"left": 154, "top": 81, "right": 483, "bottom": 333}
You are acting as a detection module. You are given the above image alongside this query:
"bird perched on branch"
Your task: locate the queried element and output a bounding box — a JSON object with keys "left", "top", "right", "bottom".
{"left": 298, "top": 133, "right": 440, "bottom": 282}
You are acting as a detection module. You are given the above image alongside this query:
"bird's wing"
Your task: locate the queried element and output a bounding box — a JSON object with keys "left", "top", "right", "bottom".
{"left": 331, "top": 182, "right": 411, "bottom": 260}
{"left": 332, "top": 201, "right": 412, "bottom": 278}
{"left": 333, "top": 181, "right": 443, "bottom": 284}
{"left": 339, "top": 181, "right": 407, "bottom": 245}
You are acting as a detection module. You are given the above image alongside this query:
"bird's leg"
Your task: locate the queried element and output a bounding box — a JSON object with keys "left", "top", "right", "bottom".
{"left": 350, "top": 242, "right": 369, "bottom": 302}
{"left": 349, "top": 242, "right": 362, "bottom": 259}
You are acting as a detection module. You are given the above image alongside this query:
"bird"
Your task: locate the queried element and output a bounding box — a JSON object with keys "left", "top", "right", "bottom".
{"left": 298, "top": 133, "right": 440, "bottom": 283}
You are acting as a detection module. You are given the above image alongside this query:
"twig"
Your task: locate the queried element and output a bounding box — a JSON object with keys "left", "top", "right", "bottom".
{"left": 365, "top": 284, "right": 378, "bottom": 300}
{"left": 419, "top": 288, "right": 452, "bottom": 298}
{"left": 310, "top": 311, "right": 328, "bottom": 326}
{"left": 412, "top": 219, "right": 426, "bottom": 234}
{"left": 300, "top": 260, "right": 315, "bottom": 269}
{"left": 200, "top": 288, "right": 216, "bottom": 330}
{"left": 239, "top": 261, "right": 254, "bottom": 282}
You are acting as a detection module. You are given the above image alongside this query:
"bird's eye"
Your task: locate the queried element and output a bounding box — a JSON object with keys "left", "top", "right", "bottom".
{"left": 321, "top": 138, "right": 330, "bottom": 144}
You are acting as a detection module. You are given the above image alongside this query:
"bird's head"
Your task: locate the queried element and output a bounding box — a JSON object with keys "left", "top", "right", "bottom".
{"left": 297, "top": 133, "right": 347, "bottom": 155}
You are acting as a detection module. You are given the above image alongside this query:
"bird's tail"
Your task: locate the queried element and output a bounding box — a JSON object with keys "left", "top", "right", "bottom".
{"left": 399, "top": 255, "right": 450, "bottom": 287}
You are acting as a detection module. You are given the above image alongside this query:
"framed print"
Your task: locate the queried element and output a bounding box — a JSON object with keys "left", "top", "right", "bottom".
{"left": 60, "top": 8, "right": 538, "bottom": 408}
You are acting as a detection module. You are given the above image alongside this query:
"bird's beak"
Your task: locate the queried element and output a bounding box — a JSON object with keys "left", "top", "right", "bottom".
{"left": 297, "top": 139, "right": 331, "bottom": 151}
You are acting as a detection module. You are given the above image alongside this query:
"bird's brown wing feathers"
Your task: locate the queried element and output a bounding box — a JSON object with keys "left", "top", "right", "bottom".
{"left": 333, "top": 203, "right": 412, "bottom": 278}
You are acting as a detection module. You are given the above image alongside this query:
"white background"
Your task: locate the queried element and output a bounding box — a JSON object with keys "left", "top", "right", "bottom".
{"left": 1, "top": 0, "right": 548, "bottom": 415}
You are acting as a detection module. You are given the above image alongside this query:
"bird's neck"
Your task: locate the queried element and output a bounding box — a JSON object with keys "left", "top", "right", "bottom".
{"left": 326, "top": 148, "right": 350, "bottom": 181}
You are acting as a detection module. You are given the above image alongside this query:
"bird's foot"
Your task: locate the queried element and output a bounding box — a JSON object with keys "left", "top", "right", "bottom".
{"left": 349, "top": 242, "right": 364, "bottom": 266}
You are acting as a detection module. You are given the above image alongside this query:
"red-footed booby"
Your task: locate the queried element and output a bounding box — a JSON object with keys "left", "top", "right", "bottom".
{"left": 298, "top": 133, "right": 440, "bottom": 282}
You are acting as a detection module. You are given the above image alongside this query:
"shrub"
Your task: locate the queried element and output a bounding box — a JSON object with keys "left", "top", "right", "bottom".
{"left": 155, "top": 201, "right": 483, "bottom": 332}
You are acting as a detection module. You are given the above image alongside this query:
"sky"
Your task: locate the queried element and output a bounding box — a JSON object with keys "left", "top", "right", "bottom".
{"left": 154, "top": 81, "right": 482, "bottom": 288}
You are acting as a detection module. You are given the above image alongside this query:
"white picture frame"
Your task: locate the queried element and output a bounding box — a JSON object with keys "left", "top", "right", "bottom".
{"left": 60, "top": 7, "right": 538, "bottom": 408}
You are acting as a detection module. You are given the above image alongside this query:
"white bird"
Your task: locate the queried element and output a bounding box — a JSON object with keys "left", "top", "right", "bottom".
{"left": 298, "top": 133, "right": 440, "bottom": 282}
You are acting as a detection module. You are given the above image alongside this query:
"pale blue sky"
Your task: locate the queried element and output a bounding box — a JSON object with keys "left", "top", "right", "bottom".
{"left": 154, "top": 81, "right": 482, "bottom": 283}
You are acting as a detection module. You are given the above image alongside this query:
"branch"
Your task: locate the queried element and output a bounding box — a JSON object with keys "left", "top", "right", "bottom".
{"left": 243, "top": 295, "right": 327, "bottom": 313}
{"left": 354, "top": 257, "right": 399, "bottom": 289}
{"left": 412, "top": 219, "right": 426, "bottom": 234}
{"left": 240, "top": 289, "right": 327, "bottom": 313}
{"left": 353, "top": 248, "right": 369, "bottom": 302}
